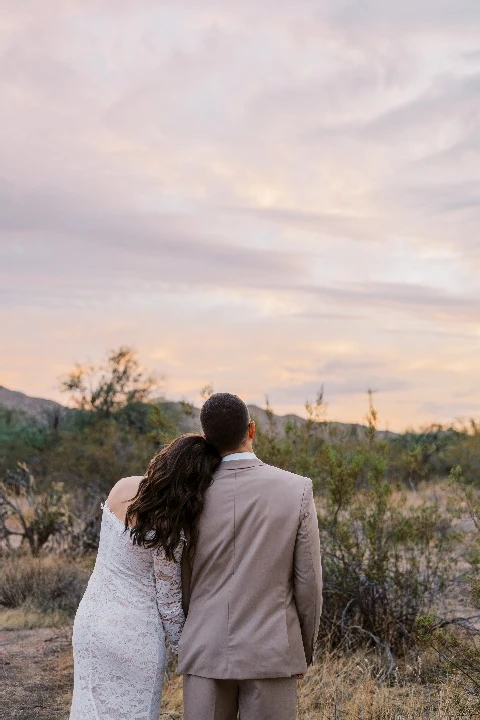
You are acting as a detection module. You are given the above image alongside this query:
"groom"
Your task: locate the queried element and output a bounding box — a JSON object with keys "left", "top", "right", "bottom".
{"left": 178, "top": 393, "right": 323, "bottom": 720}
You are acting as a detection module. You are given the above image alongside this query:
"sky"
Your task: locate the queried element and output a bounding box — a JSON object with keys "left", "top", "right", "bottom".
{"left": 1, "top": 1, "right": 480, "bottom": 431}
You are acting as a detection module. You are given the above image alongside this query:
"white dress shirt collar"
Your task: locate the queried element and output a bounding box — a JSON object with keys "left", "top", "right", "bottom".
{"left": 221, "top": 451, "right": 257, "bottom": 462}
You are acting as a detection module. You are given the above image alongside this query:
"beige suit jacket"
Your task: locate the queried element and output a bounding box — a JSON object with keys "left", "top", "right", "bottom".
{"left": 177, "top": 458, "right": 322, "bottom": 679}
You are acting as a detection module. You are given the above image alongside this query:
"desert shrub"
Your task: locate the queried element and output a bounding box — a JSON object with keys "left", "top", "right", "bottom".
{"left": 48, "top": 418, "right": 148, "bottom": 496}
{"left": 252, "top": 396, "right": 460, "bottom": 665}
{"left": 0, "top": 408, "right": 180, "bottom": 557}
{"left": 448, "top": 464, "right": 480, "bottom": 584}
{"left": 445, "top": 422, "right": 480, "bottom": 486}
{"left": 387, "top": 426, "right": 457, "bottom": 488}
{"left": 317, "top": 412, "right": 457, "bottom": 665}
{"left": 0, "top": 463, "right": 73, "bottom": 554}
{"left": 0, "top": 407, "right": 52, "bottom": 449}
{"left": 46, "top": 402, "right": 179, "bottom": 501}
{"left": 0, "top": 407, "right": 55, "bottom": 481}
{"left": 252, "top": 393, "right": 331, "bottom": 490}
{"left": 64, "top": 489, "right": 104, "bottom": 556}
{"left": 0, "top": 554, "right": 89, "bottom": 614}
{"left": 251, "top": 400, "right": 293, "bottom": 470}
{"left": 414, "top": 613, "right": 480, "bottom": 695}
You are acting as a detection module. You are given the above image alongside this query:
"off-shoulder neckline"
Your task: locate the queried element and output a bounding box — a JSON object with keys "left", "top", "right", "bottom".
{"left": 102, "top": 501, "right": 128, "bottom": 528}
{"left": 102, "top": 502, "right": 187, "bottom": 545}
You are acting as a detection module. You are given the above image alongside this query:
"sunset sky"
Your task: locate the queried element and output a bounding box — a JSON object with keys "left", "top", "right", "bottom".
{"left": 2, "top": 1, "right": 480, "bottom": 431}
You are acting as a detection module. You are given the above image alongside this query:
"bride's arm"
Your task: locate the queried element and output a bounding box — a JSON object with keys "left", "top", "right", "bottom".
{"left": 153, "top": 543, "right": 186, "bottom": 655}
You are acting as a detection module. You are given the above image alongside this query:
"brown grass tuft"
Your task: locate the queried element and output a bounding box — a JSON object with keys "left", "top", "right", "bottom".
{"left": 0, "top": 554, "right": 89, "bottom": 624}
{"left": 296, "top": 651, "right": 480, "bottom": 719}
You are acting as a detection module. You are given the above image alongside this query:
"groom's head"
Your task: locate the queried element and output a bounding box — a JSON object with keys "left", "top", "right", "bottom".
{"left": 200, "top": 392, "right": 254, "bottom": 456}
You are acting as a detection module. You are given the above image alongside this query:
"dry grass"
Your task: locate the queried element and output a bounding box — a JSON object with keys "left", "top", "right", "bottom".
{"left": 0, "top": 553, "right": 91, "bottom": 630}
{"left": 0, "top": 553, "right": 89, "bottom": 618}
{"left": 1, "top": 496, "right": 478, "bottom": 720}
{"left": 161, "top": 673, "right": 184, "bottom": 717}
{"left": 0, "top": 607, "right": 72, "bottom": 630}
{"left": 296, "top": 651, "right": 480, "bottom": 719}
{"left": 2, "top": 627, "right": 478, "bottom": 720}
{"left": 160, "top": 653, "right": 480, "bottom": 719}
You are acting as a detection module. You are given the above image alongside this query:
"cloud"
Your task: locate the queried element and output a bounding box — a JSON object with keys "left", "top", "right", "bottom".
{"left": 300, "top": 281, "right": 480, "bottom": 326}
{"left": 393, "top": 180, "right": 480, "bottom": 216}
{"left": 326, "top": 0, "right": 480, "bottom": 34}
{"left": 1, "top": 0, "right": 480, "bottom": 429}
{"left": 226, "top": 205, "right": 384, "bottom": 242}
{"left": 361, "top": 73, "right": 480, "bottom": 146}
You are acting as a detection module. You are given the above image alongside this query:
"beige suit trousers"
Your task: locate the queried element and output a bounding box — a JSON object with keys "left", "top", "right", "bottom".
{"left": 183, "top": 674, "right": 298, "bottom": 720}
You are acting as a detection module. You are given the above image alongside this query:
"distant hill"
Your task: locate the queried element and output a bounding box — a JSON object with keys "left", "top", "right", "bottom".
{"left": 0, "top": 386, "right": 395, "bottom": 438}
{"left": 149, "top": 400, "right": 314, "bottom": 435}
{"left": 246, "top": 405, "right": 396, "bottom": 440}
{"left": 0, "top": 386, "right": 68, "bottom": 425}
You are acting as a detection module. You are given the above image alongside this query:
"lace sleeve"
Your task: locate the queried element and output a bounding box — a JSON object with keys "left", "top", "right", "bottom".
{"left": 153, "top": 541, "right": 186, "bottom": 655}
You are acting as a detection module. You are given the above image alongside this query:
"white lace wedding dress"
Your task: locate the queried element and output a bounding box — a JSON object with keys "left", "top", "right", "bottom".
{"left": 69, "top": 502, "right": 185, "bottom": 720}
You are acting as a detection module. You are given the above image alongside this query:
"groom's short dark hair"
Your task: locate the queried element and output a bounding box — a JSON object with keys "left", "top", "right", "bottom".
{"left": 200, "top": 393, "right": 250, "bottom": 454}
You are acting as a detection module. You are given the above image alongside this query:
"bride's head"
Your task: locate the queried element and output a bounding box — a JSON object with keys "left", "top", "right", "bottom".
{"left": 126, "top": 434, "right": 221, "bottom": 560}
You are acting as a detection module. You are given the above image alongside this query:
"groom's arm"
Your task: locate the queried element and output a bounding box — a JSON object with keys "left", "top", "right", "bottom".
{"left": 293, "top": 478, "right": 323, "bottom": 666}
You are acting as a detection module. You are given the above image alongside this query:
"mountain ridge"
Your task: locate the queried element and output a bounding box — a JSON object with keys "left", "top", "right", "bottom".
{"left": 0, "top": 385, "right": 395, "bottom": 438}
{"left": 0, "top": 386, "right": 68, "bottom": 423}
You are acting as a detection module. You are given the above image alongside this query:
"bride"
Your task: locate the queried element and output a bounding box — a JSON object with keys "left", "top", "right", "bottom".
{"left": 69, "top": 434, "right": 220, "bottom": 720}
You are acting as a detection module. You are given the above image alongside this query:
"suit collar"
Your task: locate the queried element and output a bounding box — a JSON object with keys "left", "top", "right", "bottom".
{"left": 222, "top": 451, "right": 257, "bottom": 463}
{"left": 214, "top": 457, "right": 264, "bottom": 473}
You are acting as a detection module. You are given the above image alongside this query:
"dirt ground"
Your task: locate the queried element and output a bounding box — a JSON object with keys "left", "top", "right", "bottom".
{"left": 0, "top": 628, "right": 73, "bottom": 720}
{"left": 0, "top": 627, "right": 183, "bottom": 720}
{"left": 1, "top": 626, "right": 478, "bottom": 720}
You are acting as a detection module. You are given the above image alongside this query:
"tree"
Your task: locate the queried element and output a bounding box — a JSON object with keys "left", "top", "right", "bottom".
{"left": 200, "top": 383, "right": 214, "bottom": 401}
{"left": 61, "top": 346, "right": 157, "bottom": 416}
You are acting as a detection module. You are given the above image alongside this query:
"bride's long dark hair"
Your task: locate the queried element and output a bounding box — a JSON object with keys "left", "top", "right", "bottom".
{"left": 126, "top": 434, "right": 221, "bottom": 560}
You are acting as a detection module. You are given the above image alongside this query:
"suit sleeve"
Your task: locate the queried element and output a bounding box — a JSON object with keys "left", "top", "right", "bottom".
{"left": 293, "top": 478, "right": 323, "bottom": 665}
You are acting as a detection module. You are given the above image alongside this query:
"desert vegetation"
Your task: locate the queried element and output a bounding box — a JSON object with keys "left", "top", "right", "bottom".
{"left": 1, "top": 347, "right": 480, "bottom": 718}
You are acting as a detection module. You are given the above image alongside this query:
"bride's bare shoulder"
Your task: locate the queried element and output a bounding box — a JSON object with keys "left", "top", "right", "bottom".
{"left": 107, "top": 475, "right": 144, "bottom": 519}
{"left": 110, "top": 475, "right": 144, "bottom": 495}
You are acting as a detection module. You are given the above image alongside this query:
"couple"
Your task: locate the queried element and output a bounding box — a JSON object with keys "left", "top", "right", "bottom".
{"left": 69, "top": 393, "right": 323, "bottom": 720}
